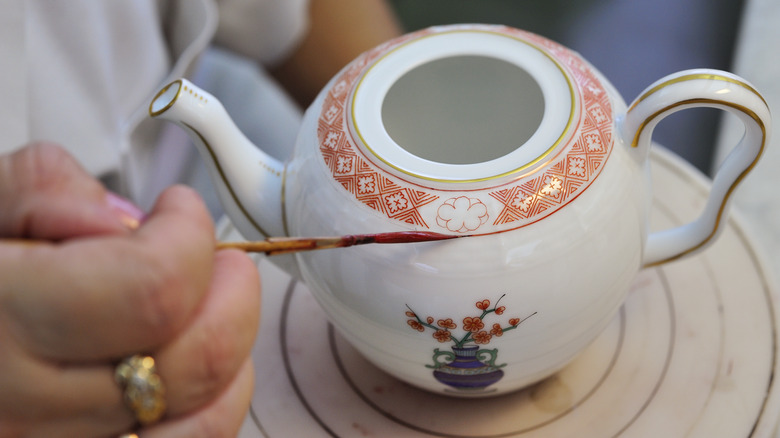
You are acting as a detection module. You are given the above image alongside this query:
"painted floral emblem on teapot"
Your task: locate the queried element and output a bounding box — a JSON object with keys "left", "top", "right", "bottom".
{"left": 406, "top": 295, "right": 537, "bottom": 392}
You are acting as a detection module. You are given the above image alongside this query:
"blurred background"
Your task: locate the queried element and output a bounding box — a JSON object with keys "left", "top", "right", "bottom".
{"left": 386, "top": 0, "right": 746, "bottom": 174}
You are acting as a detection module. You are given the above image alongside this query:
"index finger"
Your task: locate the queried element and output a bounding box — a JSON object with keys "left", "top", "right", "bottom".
{"left": 0, "top": 186, "right": 217, "bottom": 361}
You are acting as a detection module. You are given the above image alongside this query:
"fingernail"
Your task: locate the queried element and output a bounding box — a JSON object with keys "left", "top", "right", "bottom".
{"left": 106, "top": 192, "right": 145, "bottom": 230}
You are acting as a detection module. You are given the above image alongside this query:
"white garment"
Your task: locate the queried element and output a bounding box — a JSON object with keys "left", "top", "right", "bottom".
{"left": 0, "top": 0, "right": 308, "bottom": 209}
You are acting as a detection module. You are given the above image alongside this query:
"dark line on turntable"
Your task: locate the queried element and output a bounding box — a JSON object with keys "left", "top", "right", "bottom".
{"left": 608, "top": 267, "right": 677, "bottom": 437}
{"left": 738, "top": 218, "right": 778, "bottom": 437}
{"left": 246, "top": 151, "right": 777, "bottom": 436}
{"left": 248, "top": 402, "right": 270, "bottom": 438}
{"left": 655, "top": 157, "right": 778, "bottom": 436}
{"left": 278, "top": 279, "right": 339, "bottom": 437}
{"left": 677, "top": 252, "right": 728, "bottom": 433}
{"left": 328, "top": 308, "right": 627, "bottom": 437}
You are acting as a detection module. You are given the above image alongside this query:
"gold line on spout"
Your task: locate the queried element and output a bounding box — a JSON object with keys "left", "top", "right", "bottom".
{"left": 183, "top": 122, "right": 275, "bottom": 239}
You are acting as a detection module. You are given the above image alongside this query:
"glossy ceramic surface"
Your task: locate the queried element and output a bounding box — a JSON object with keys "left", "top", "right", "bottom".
{"left": 232, "top": 148, "right": 780, "bottom": 437}
{"left": 150, "top": 24, "right": 770, "bottom": 395}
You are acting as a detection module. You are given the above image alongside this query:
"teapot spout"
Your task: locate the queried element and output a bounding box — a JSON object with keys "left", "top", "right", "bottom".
{"left": 149, "top": 79, "right": 287, "bottom": 240}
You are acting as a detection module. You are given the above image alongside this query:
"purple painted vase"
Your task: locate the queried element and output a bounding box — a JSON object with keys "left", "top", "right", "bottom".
{"left": 429, "top": 345, "right": 505, "bottom": 390}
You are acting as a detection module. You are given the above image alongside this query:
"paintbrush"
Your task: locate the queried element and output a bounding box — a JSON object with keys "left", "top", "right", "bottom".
{"left": 216, "top": 231, "right": 462, "bottom": 255}
{"left": 6, "top": 231, "right": 461, "bottom": 255}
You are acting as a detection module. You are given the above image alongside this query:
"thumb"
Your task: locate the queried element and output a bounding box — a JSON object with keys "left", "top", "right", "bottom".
{"left": 0, "top": 142, "right": 142, "bottom": 240}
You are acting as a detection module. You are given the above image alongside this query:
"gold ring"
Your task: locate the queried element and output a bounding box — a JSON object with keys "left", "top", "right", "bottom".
{"left": 114, "top": 355, "right": 166, "bottom": 425}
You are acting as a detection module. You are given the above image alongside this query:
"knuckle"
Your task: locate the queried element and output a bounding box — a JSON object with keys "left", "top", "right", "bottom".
{"left": 13, "top": 142, "right": 79, "bottom": 191}
{"left": 189, "top": 414, "right": 232, "bottom": 438}
{"left": 0, "top": 142, "right": 109, "bottom": 238}
{"left": 127, "top": 236, "right": 213, "bottom": 343}
{"left": 130, "top": 256, "right": 194, "bottom": 338}
{"left": 187, "top": 323, "right": 241, "bottom": 406}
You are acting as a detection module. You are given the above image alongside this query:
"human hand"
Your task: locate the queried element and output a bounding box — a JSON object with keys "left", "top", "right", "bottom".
{"left": 0, "top": 142, "right": 260, "bottom": 437}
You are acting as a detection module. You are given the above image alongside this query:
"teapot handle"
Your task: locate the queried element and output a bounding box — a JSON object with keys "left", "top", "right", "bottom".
{"left": 622, "top": 69, "right": 771, "bottom": 267}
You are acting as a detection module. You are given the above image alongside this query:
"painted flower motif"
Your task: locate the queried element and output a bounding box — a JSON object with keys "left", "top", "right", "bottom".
{"left": 590, "top": 106, "right": 608, "bottom": 124}
{"left": 433, "top": 329, "right": 452, "bottom": 343}
{"left": 463, "top": 316, "right": 484, "bottom": 333}
{"left": 332, "top": 80, "right": 348, "bottom": 96}
{"left": 473, "top": 331, "right": 492, "bottom": 344}
{"left": 585, "top": 133, "right": 603, "bottom": 152}
{"left": 336, "top": 155, "right": 353, "bottom": 173}
{"left": 436, "top": 196, "right": 489, "bottom": 233}
{"left": 540, "top": 176, "right": 563, "bottom": 199}
{"left": 405, "top": 294, "right": 536, "bottom": 349}
{"left": 586, "top": 84, "right": 603, "bottom": 96}
{"left": 568, "top": 156, "right": 586, "bottom": 177}
{"left": 357, "top": 175, "right": 375, "bottom": 194}
{"left": 437, "top": 318, "right": 457, "bottom": 329}
{"left": 385, "top": 192, "right": 409, "bottom": 214}
{"left": 324, "top": 104, "right": 340, "bottom": 122}
{"left": 407, "top": 320, "right": 425, "bottom": 332}
{"left": 323, "top": 131, "right": 341, "bottom": 149}
{"left": 511, "top": 192, "right": 534, "bottom": 213}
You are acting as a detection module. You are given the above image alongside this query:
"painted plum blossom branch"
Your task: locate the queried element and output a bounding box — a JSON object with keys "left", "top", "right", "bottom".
{"left": 405, "top": 294, "right": 536, "bottom": 348}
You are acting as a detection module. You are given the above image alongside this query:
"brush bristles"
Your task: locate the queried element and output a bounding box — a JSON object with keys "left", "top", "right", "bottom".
{"left": 216, "top": 231, "right": 462, "bottom": 255}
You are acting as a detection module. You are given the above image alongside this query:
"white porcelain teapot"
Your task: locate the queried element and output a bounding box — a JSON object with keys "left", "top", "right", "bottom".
{"left": 149, "top": 24, "right": 770, "bottom": 396}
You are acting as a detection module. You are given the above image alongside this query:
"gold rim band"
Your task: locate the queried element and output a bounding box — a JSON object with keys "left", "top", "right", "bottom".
{"left": 350, "top": 29, "right": 577, "bottom": 184}
{"left": 628, "top": 73, "right": 767, "bottom": 112}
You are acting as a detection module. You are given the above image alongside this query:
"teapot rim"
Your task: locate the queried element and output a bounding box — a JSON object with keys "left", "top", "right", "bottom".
{"left": 313, "top": 24, "right": 618, "bottom": 235}
{"left": 349, "top": 28, "right": 578, "bottom": 185}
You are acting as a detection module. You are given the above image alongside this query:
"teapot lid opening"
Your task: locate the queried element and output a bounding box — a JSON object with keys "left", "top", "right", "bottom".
{"left": 381, "top": 55, "right": 546, "bottom": 167}
{"left": 350, "top": 30, "right": 575, "bottom": 186}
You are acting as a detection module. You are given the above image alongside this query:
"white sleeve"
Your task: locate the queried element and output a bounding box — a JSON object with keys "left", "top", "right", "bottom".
{"left": 213, "top": 0, "right": 311, "bottom": 66}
